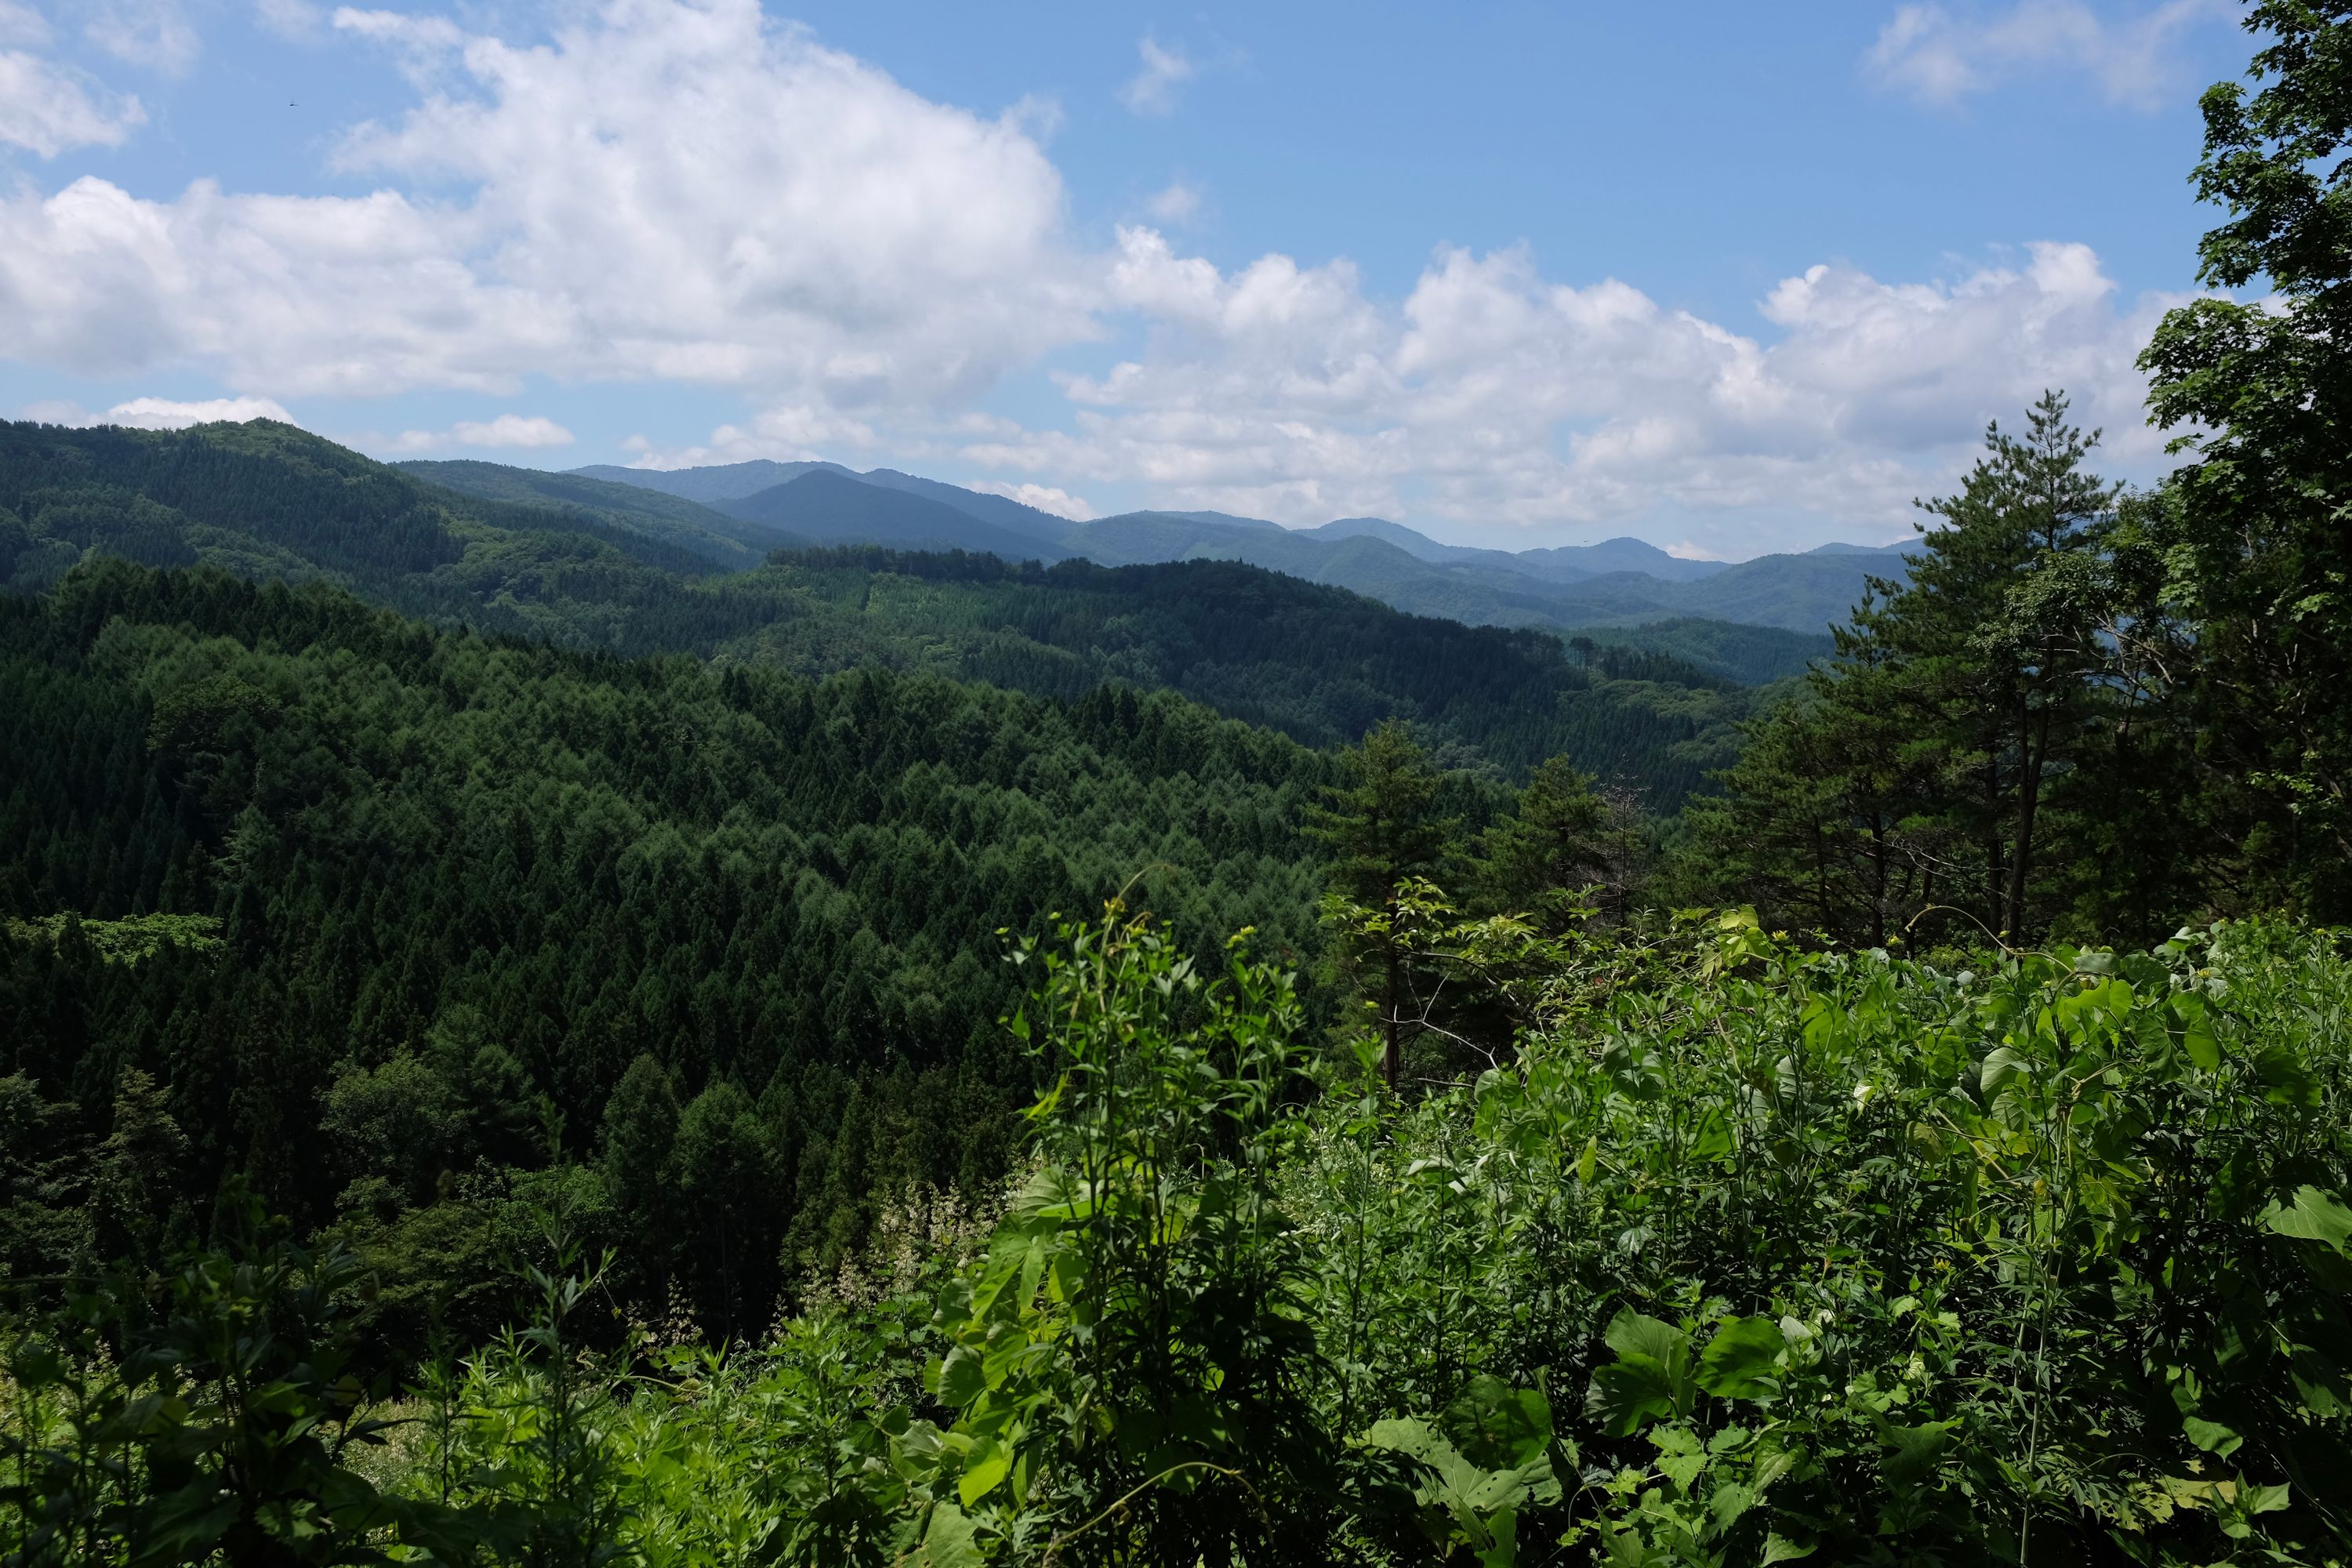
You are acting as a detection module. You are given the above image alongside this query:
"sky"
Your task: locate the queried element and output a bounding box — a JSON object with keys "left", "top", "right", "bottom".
{"left": 0, "top": 0, "right": 2263, "bottom": 557}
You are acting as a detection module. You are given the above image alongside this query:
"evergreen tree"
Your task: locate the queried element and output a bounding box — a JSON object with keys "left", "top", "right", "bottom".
{"left": 1888, "top": 391, "right": 2119, "bottom": 938}
{"left": 1679, "top": 394, "right": 2132, "bottom": 946}
{"left": 1308, "top": 720, "right": 1452, "bottom": 1086}
{"left": 1470, "top": 755, "right": 1611, "bottom": 933}
{"left": 599, "top": 1054, "right": 681, "bottom": 1311}
{"left": 671, "top": 1079, "right": 784, "bottom": 1343}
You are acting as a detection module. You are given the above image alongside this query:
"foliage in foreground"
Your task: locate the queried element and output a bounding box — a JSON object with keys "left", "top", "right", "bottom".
{"left": 9, "top": 901, "right": 2351, "bottom": 1565}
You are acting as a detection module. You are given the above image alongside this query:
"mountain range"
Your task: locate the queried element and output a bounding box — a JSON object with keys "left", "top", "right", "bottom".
{"left": 0, "top": 417, "right": 1816, "bottom": 800}
{"left": 555, "top": 457, "right": 1912, "bottom": 639}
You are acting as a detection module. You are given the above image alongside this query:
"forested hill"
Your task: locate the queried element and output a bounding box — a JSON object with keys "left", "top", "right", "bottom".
{"left": 564, "top": 453, "right": 1909, "bottom": 639}
{"left": 691, "top": 547, "right": 1773, "bottom": 800}
{"left": 0, "top": 560, "right": 1350, "bottom": 1333}
{"left": 0, "top": 419, "right": 1788, "bottom": 802}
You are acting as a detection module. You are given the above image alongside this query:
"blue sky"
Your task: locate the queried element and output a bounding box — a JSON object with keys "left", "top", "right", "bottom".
{"left": 0, "top": 0, "right": 2258, "bottom": 555}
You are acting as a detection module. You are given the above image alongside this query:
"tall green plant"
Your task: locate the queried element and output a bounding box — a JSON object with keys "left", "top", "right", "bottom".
{"left": 902, "top": 904, "right": 1335, "bottom": 1564}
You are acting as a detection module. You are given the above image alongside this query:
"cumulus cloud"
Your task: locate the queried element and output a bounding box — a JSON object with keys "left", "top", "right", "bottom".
{"left": 0, "top": 2, "right": 50, "bottom": 45}
{"left": 383, "top": 413, "right": 574, "bottom": 451}
{"left": 619, "top": 402, "right": 882, "bottom": 470}
{"left": 0, "top": 50, "right": 146, "bottom": 155}
{"left": 0, "top": 0, "right": 2188, "bottom": 546}
{"left": 0, "top": 0, "right": 1087, "bottom": 398}
{"left": 965, "top": 479, "right": 1095, "bottom": 521}
{"left": 1864, "top": 0, "right": 2230, "bottom": 109}
{"left": 1120, "top": 36, "right": 1194, "bottom": 117}
{"left": 20, "top": 394, "right": 296, "bottom": 428}
{"left": 958, "top": 233, "right": 2176, "bottom": 535}
{"left": 110, "top": 394, "right": 294, "bottom": 428}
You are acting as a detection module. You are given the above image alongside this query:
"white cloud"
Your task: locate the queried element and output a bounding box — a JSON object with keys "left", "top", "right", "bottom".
{"left": 384, "top": 413, "right": 574, "bottom": 451}
{"left": 20, "top": 394, "right": 297, "bottom": 429}
{"left": 1864, "top": 0, "right": 2230, "bottom": 110}
{"left": 0, "top": 0, "right": 1087, "bottom": 397}
{"left": 965, "top": 479, "right": 1095, "bottom": 521}
{"left": 0, "top": 0, "right": 2187, "bottom": 548}
{"left": 957, "top": 234, "right": 2174, "bottom": 536}
{"left": 619, "top": 402, "right": 880, "bottom": 469}
{"left": 1120, "top": 36, "right": 1194, "bottom": 117}
{"left": 0, "top": 50, "right": 146, "bottom": 155}
{"left": 1145, "top": 179, "right": 1201, "bottom": 224}
{"left": 85, "top": 0, "right": 200, "bottom": 75}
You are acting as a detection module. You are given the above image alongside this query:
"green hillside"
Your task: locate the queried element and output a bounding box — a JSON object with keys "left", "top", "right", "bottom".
{"left": 397, "top": 457, "right": 813, "bottom": 566}
{"left": 0, "top": 421, "right": 1772, "bottom": 801}
{"left": 0, "top": 559, "right": 1345, "bottom": 1322}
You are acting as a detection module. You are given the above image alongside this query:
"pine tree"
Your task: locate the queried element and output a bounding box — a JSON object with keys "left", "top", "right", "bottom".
{"left": 1307, "top": 720, "right": 1452, "bottom": 1086}
{"left": 1680, "top": 394, "right": 2127, "bottom": 946}
{"left": 1471, "top": 755, "right": 1610, "bottom": 933}
{"left": 1891, "top": 391, "right": 2118, "bottom": 938}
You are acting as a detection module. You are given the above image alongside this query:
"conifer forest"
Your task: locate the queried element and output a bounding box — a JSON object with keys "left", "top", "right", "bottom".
{"left": 7, "top": 5, "right": 2352, "bottom": 1565}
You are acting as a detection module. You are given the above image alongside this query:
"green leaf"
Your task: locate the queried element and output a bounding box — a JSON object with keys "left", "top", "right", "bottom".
{"left": 1588, "top": 1309, "right": 1693, "bottom": 1435}
{"left": 1980, "top": 1045, "right": 2031, "bottom": 1096}
{"left": 2241, "top": 1482, "right": 2292, "bottom": 1516}
{"left": 1366, "top": 1416, "right": 1440, "bottom": 1460}
{"left": 1878, "top": 1419, "right": 1956, "bottom": 1486}
{"left": 2183, "top": 1415, "right": 2244, "bottom": 1458}
{"left": 936, "top": 1345, "right": 986, "bottom": 1408}
{"left": 1442, "top": 1376, "right": 1553, "bottom": 1470}
{"left": 1587, "top": 1359, "right": 1678, "bottom": 1437}
{"left": 1472, "top": 1508, "right": 1519, "bottom": 1568}
{"left": 957, "top": 1436, "right": 1011, "bottom": 1508}
{"left": 1604, "top": 1308, "right": 1689, "bottom": 1368}
{"left": 1696, "top": 1316, "right": 1784, "bottom": 1400}
{"left": 2173, "top": 992, "right": 2220, "bottom": 1070}
{"left": 1760, "top": 1531, "right": 1817, "bottom": 1565}
{"left": 919, "top": 1501, "right": 986, "bottom": 1568}
{"left": 2263, "top": 1185, "right": 2352, "bottom": 1256}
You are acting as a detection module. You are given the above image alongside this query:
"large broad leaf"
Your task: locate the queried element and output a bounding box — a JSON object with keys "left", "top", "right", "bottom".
{"left": 1696, "top": 1316, "right": 1784, "bottom": 1400}
{"left": 2264, "top": 1186, "right": 2352, "bottom": 1256}
{"left": 957, "top": 1436, "right": 1011, "bottom": 1508}
{"left": 1605, "top": 1308, "right": 1690, "bottom": 1369}
{"left": 1367, "top": 1414, "right": 1553, "bottom": 1563}
{"left": 1473, "top": 1508, "right": 1519, "bottom": 1568}
{"left": 934, "top": 1345, "right": 986, "bottom": 1409}
{"left": 1443, "top": 1376, "right": 1554, "bottom": 1470}
{"left": 1878, "top": 1419, "right": 1957, "bottom": 1486}
{"left": 2172, "top": 992, "right": 2220, "bottom": 1071}
{"left": 917, "top": 1501, "right": 986, "bottom": 1568}
{"left": 1980, "top": 1046, "right": 2032, "bottom": 1097}
{"left": 2182, "top": 1415, "right": 2243, "bottom": 1458}
{"left": 1588, "top": 1359, "right": 1679, "bottom": 1437}
{"left": 1588, "top": 1309, "right": 1693, "bottom": 1436}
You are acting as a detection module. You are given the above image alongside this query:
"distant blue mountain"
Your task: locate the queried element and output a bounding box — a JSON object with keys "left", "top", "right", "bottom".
{"left": 848, "top": 469, "right": 1075, "bottom": 545}
{"left": 570, "top": 459, "right": 848, "bottom": 505}
{"left": 716, "top": 470, "right": 1076, "bottom": 561}
{"left": 568, "top": 458, "right": 1915, "bottom": 637}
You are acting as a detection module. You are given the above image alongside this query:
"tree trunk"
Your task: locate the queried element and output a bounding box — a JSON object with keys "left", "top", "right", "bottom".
{"left": 1379, "top": 873, "right": 1404, "bottom": 1087}
{"left": 2006, "top": 702, "right": 2051, "bottom": 940}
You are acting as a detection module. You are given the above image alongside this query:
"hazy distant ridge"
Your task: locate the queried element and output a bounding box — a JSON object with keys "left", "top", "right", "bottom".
{"left": 565, "top": 459, "right": 1911, "bottom": 637}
